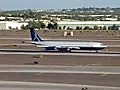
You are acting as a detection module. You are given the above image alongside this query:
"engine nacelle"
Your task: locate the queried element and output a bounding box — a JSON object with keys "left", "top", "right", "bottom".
{"left": 57, "top": 48, "right": 71, "bottom": 52}
{"left": 45, "top": 47, "right": 56, "bottom": 51}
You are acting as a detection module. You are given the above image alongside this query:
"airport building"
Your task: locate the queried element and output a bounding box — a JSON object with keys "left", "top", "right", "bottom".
{"left": 0, "top": 21, "right": 28, "bottom": 30}
{"left": 57, "top": 21, "right": 120, "bottom": 30}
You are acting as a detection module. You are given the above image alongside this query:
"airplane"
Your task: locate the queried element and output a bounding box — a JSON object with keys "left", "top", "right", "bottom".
{"left": 30, "top": 28, "right": 107, "bottom": 53}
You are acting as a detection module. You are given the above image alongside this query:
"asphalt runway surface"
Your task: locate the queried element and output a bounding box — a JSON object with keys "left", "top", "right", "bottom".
{"left": 0, "top": 52, "right": 119, "bottom": 89}
{"left": 0, "top": 65, "right": 119, "bottom": 89}
{"left": 0, "top": 52, "right": 119, "bottom": 66}
{"left": 0, "top": 73, "right": 120, "bottom": 87}
{"left": 0, "top": 65, "right": 120, "bottom": 74}
{"left": 0, "top": 65, "right": 119, "bottom": 87}
{"left": 0, "top": 81, "right": 119, "bottom": 90}
{"left": 0, "top": 64, "right": 119, "bottom": 89}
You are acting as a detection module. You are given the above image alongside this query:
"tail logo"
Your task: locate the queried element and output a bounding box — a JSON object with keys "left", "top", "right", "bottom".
{"left": 30, "top": 28, "right": 43, "bottom": 42}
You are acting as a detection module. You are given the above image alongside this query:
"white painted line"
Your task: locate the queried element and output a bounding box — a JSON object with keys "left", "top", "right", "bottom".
{"left": 0, "top": 65, "right": 120, "bottom": 74}
{"left": 0, "top": 52, "right": 119, "bottom": 57}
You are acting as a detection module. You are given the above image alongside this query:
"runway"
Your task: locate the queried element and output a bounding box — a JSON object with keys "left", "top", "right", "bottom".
{"left": 0, "top": 72, "right": 120, "bottom": 87}
{"left": 0, "top": 51, "right": 119, "bottom": 57}
{"left": 0, "top": 81, "right": 119, "bottom": 90}
{"left": 0, "top": 65, "right": 120, "bottom": 74}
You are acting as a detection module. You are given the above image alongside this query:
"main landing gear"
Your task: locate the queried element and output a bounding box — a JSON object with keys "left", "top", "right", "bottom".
{"left": 96, "top": 50, "right": 99, "bottom": 53}
{"left": 58, "top": 48, "right": 71, "bottom": 53}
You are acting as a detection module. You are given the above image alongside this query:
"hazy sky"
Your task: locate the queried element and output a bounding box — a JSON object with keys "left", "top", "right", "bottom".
{"left": 0, "top": 0, "right": 120, "bottom": 10}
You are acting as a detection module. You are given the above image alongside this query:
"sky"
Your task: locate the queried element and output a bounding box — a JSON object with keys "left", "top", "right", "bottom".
{"left": 0, "top": 0, "right": 120, "bottom": 10}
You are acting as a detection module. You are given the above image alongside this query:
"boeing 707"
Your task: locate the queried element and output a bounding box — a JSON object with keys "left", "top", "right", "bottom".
{"left": 30, "top": 28, "right": 107, "bottom": 53}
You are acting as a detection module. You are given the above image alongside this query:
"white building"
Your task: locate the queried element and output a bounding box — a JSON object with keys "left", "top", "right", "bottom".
{"left": 57, "top": 21, "right": 120, "bottom": 30}
{"left": 0, "top": 17, "right": 6, "bottom": 20}
{"left": 0, "top": 21, "right": 28, "bottom": 30}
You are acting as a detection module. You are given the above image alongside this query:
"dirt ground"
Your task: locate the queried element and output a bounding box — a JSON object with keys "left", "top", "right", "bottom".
{"left": 0, "top": 29, "right": 120, "bottom": 39}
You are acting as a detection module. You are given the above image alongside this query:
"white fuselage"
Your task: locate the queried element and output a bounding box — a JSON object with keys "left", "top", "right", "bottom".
{"left": 30, "top": 28, "right": 107, "bottom": 52}
{"left": 32, "top": 41, "right": 107, "bottom": 50}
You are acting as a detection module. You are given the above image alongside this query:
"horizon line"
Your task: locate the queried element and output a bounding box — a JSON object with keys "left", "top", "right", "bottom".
{"left": 1, "top": 7, "right": 120, "bottom": 11}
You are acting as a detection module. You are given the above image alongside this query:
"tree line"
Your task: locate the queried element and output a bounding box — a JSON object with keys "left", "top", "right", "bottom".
{"left": 21, "top": 21, "right": 58, "bottom": 30}
{"left": 58, "top": 24, "right": 119, "bottom": 30}
{"left": 21, "top": 21, "right": 119, "bottom": 30}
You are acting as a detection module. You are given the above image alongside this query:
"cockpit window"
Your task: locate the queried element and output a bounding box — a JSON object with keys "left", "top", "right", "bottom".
{"left": 100, "top": 43, "right": 103, "bottom": 45}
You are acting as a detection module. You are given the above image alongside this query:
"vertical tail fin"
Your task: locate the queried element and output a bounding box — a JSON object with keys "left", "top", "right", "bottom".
{"left": 30, "top": 28, "right": 43, "bottom": 42}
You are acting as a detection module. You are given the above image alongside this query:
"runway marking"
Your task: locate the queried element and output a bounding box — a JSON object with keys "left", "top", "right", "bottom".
{"left": 99, "top": 74, "right": 108, "bottom": 77}
{"left": 0, "top": 52, "right": 119, "bottom": 57}
{"left": 0, "top": 65, "right": 120, "bottom": 74}
{"left": 0, "top": 70, "right": 119, "bottom": 74}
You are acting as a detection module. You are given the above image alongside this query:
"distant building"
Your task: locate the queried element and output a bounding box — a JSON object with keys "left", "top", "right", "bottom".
{"left": 57, "top": 21, "right": 120, "bottom": 30}
{"left": 105, "top": 18, "right": 117, "bottom": 21}
{"left": 0, "top": 21, "right": 28, "bottom": 30}
{"left": 0, "top": 17, "right": 6, "bottom": 20}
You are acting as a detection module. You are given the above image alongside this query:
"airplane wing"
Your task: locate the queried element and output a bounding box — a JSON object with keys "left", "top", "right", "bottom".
{"left": 36, "top": 45, "right": 80, "bottom": 50}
